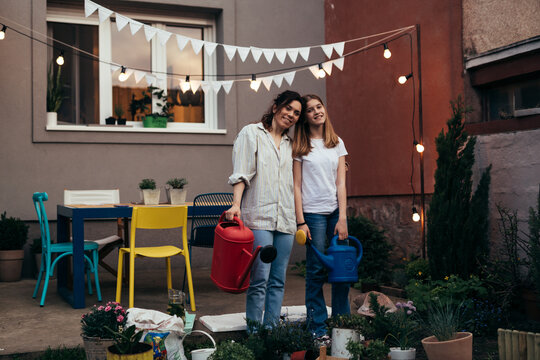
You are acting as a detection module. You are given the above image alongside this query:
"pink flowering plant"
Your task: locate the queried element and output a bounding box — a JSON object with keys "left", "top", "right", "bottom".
{"left": 384, "top": 300, "right": 421, "bottom": 350}
{"left": 81, "top": 301, "right": 127, "bottom": 339}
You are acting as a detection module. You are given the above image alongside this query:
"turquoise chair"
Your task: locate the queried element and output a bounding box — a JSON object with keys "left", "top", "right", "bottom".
{"left": 32, "top": 192, "right": 102, "bottom": 306}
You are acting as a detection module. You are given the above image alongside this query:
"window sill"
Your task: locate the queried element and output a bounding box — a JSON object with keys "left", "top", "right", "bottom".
{"left": 45, "top": 123, "right": 227, "bottom": 134}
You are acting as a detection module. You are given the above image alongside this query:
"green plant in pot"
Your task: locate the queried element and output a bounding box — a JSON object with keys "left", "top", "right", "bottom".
{"left": 129, "top": 91, "right": 151, "bottom": 122}
{"left": 166, "top": 177, "right": 188, "bottom": 205}
{"left": 143, "top": 86, "right": 175, "bottom": 128}
{"left": 326, "top": 313, "right": 370, "bottom": 358}
{"left": 105, "top": 324, "right": 152, "bottom": 360}
{"left": 208, "top": 340, "right": 255, "bottom": 360}
{"left": 46, "top": 62, "right": 66, "bottom": 127}
{"left": 384, "top": 301, "right": 421, "bottom": 359}
{"left": 0, "top": 211, "right": 29, "bottom": 282}
{"left": 139, "top": 178, "right": 160, "bottom": 205}
{"left": 115, "top": 105, "right": 127, "bottom": 125}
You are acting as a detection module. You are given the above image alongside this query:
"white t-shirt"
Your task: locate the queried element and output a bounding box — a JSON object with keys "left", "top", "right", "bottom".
{"left": 295, "top": 138, "right": 348, "bottom": 214}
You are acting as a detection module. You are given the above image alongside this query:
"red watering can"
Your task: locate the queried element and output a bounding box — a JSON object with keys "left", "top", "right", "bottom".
{"left": 211, "top": 213, "right": 276, "bottom": 293}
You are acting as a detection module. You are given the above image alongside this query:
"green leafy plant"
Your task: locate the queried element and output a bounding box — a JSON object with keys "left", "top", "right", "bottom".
{"left": 139, "top": 178, "right": 157, "bottom": 190}
{"left": 114, "top": 104, "right": 125, "bottom": 119}
{"left": 0, "top": 211, "right": 29, "bottom": 250}
{"left": 39, "top": 345, "right": 86, "bottom": 360}
{"left": 148, "top": 86, "right": 175, "bottom": 120}
{"left": 346, "top": 338, "right": 390, "bottom": 360}
{"left": 81, "top": 301, "right": 127, "bottom": 339}
{"left": 291, "top": 260, "right": 307, "bottom": 277}
{"left": 423, "top": 299, "right": 464, "bottom": 341}
{"left": 326, "top": 313, "right": 370, "bottom": 331}
{"left": 166, "top": 177, "right": 188, "bottom": 189}
{"left": 405, "top": 257, "right": 430, "bottom": 281}
{"left": 129, "top": 90, "right": 151, "bottom": 120}
{"left": 105, "top": 324, "right": 147, "bottom": 355}
{"left": 209, "top": 340, "right": 255, "bottom": 360}
{"left": 427, "top": 96, "right": 492, "bottom": 280}
{"left": 47, "top": 62, "right": 66, "bottom": 112}
{"left": 384, "top": 301, "right": 421, "bottom": 350}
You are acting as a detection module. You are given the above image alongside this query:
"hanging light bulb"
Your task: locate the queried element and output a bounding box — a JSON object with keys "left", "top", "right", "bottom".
{"left": 250, "top": 74, "right": 259, "bottom": 91}
{"left": 317, "top": 63, "right": 326, "bottom": 79}
{"left": 0, "top": 25, "right": 6, "bottom": 40}
{"left": 413, "top": 140, "right": 425, "bottom": 153}
{"left": 412, "top": 207, "right": 420, "bottom": 222}
{"left": 383, "top": 43, "right": 391, "bottom": 59}
{"left": 398, "top": 73, "right": 412, "bottom": 84}
{"left": 56, "top": 50, "right": 65, "bottom": 66}
{"left": 118, "top": 66, "right": 128, "bottom": 82}
{"left": 180, "top": 75, "right": 191, "bottom": 92}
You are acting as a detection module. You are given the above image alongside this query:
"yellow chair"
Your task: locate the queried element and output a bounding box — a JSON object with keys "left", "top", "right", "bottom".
{"left": 115, "top": 206, "right": 195, "bottom": 311}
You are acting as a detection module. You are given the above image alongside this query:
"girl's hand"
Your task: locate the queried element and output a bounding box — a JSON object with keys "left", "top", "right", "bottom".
{"left": 299, "top": 224, "right": 311, "bottom": 241}
{"left": 334, "top": 218, "right": 348, "bottom": 240}
{"left": 225, "top": 204, "right": 241, "bottom": 220}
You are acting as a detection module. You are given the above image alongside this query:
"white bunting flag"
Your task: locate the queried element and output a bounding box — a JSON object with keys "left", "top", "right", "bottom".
{"left": 200, "top": 81, "right": 212, "bottom": 94}
{"left": 134, "top": 70, "right": 146, "bottom": 84}
{"left": 190, "top": 39, "right": 204, "bottom": 55}
{"left": 298, "top": 47, "right": 310, "bottom": 61}
{"left": 176, "top": 35, "right": 189, "bottom": 51}
{"left": 322, "top": 62, "right": 333, "bottom": 76}
{"left": 222, "top": 80, "right": 234, "bottom": 94}
{"left": 110, "top": 64, "right": 120, "bottom": 73}
{"left": 275, "top": 49, "right": 287, "bottom": 64}
{"left": 262, "top": 49, "right": 275, "bottom": 64}
{"left": 129, "top": 20, "right": 143, "bottom": 35}
{"left": 156, "top": 78, "right": 166, "bottom": 89}
{"left": 125, "top": 68, "right": 134, "bottom": 80}
{"left": 308, "top": 65, "right": 320, "bottom": 78}
{"left": 223, "top": 45, "right": 237, "bottom": 61}
{"left": 261, "top": 76, "right": 273, "bottom": 91}
{"left": 211, "top": 81, "right": 222, "bottom": 94}
{"left": 321, "top": 44, "right": 334, "bottom": 59}
{"left": 250, "top": 47, "right": 263, "bottom": 63}
{"left": 283, "top": 71, "right": 296, "bottom": 86}
{"left": 115, "top": 14, "right": 129, "bottom": 31}
{"left": 287, "top": 48, "right": 299, "bottom": 63}
{"left": 273, "top": 74, "right": 284, "bottom": 88}
{"left": 333, "top": 42, "right": 345, "bottom": 56}
{"left": 204, "top": 42, "right": 218, "bottom": 56}
{"left": 84, "top": 0, "right": 98, "bottom": 17}
{"left": 190, "top": 80, "right": 202, "bottom": 93}
{"left": 157, "top": 29, "right": 171, "bottom": 46}
{"left": 145, "top": 74, "right": 156, "bottom": 86}
{"left": 143, "top": 25, "right": 157, "bottom": 42}
{"left": 97, "top": 6, "right": 113, "bottom": 23}
{"left": 332, "top": 57, "right": 345, "bottom": 71}
{"left": 237, "top": 47, "right": 251, "bottom": 62}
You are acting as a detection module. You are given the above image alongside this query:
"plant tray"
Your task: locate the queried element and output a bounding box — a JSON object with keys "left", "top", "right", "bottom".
{"left": 143, "top": 116, "right": 168, "bottom": 128}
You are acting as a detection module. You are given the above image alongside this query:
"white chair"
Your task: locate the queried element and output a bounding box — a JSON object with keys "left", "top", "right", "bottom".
{"left": 64, "top": 189, "right": 125, "bottom": 276}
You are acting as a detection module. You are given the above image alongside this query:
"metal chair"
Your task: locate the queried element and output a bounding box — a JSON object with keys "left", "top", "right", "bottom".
{"left": 115, "top": 206, "right": 195, "bottom": 310}
{"left": 32, "top": 192, "right": 101, "bottom": 306}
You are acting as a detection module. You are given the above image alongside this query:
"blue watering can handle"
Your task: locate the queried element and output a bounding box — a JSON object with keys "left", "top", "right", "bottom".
{"left": 330, "top": 235, "right": 363, "bottom": 261}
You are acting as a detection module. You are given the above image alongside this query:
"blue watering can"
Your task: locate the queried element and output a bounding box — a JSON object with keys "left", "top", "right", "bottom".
{"left": 296, "top": 230, "right": 363, "bottom": 283}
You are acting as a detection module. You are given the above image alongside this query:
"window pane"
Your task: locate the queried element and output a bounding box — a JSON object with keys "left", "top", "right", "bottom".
{"left": 111, "top": 21, "right": 151, "bottom": 122}
{"left": 48, "top": 22, "right": 99, "bottom": 125}
{"left": 166, "top": 26, "right": 204, "bottom": 124}
{"left": 486, "top": 87, "right": 512, "bottom": 121}
{"left": 515, "top": 79, "right": 540, "bottom": 110}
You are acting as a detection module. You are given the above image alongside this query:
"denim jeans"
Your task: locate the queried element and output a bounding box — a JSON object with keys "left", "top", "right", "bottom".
{"left": 304, "top": 210, "right": 351, "bottom": 338}
{"left": 246, "top": 230, "right": 293, "bottom": 327}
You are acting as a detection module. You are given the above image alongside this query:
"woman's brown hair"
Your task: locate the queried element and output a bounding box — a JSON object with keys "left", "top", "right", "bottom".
{"left": 260, "top": 90, "right": 304, "bottom": 134}
{"left": 293, "top": 94, "right": 339, "bottom": 157}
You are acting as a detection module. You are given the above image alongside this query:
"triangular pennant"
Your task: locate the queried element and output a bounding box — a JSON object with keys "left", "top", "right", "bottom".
{"left": 298, "top": 47, "right": 310, "bottom": 61}
{"left": 223, "top": 45, "right": 237, "bottom": 61}
{"left": 211, "top": 81, "right": 222, "bottom": 93}
{"left": 190, "top": 39, "right": 204, "bottom": 55}
{"left": 157, "top": 29, "right": 172, "bottom": 45}
{"left": 129, "top": 20, "right": 143, "bottom": 35}
{"left": 273, "top": 74, "right": 284, "bottom": 88}
{"left": 275, "top": 49, "right": 287, "bottom": 64}
{"left": 97, "top": 6, "right": 113, "bottom": 23}
{"left": 143, "top": 25, "right": 157, "bottom": 42}
{"left": 204, "top": 42, "right": 218, "bottom": 56}
{"left": 287, "top": 48, "right": 299, "bottom": 63}
{"left": 84, "top": 0, "right": 99, "bottom": 17}
{"left": 176, "top": 35, "right": 189, "bottom": 51}
{"left": 156, "top": 78, "right": 166, "bottom": 89}
{"left": 250, "top": 47, "right": 263, "bottom": 63}
{"left": 262, "top": 49, "right": 275, "bottom": 63}
{"left": 283, "top": 71, "right": 296, "bottom": 86}
{"left": 308, "top": 65, "right": 320, "bottom": 78}
{"left": 145, "top": 74, "right": 156, "bottom": 86}
{"left": 190, "top": 80, "right": 201, "bottom": 92}
{"left": 110, "top": 64, "right": 120, "bottom": 73}
{"left": 237, "top": 47, "right": 251, "bottom": 62}
{"left": 321, "top": 44, "right": 334, "bottom": 59}
{"left": 322, "top": 62, "right": 333, "bottom": 76}
{"left": 200, "top": 81, "right": 212, "bottom": 93}
{"left": 125, "top": 68, "right": 134, "bottom": 79}
{"left": 261, "top": 76, "right": 273, "bottom": 91}
{"left": 333, "top": 42, "right": 345, "bottom": 56}
{"left": 222, "top": 80, "right": 234, "bottom": 94}
{"left": 249, "top": 79, "right": 261, "bottom": 91}
{"left": 332, "top": 57, "right": 345, "bottom": 71}
{"left": 134, "top": 70, "right": 146, "bottom": 83}
{"left": 115, "top": 14, "right": 129, "bottom": 31}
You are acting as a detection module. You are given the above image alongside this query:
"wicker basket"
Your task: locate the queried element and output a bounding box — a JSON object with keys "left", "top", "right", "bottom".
{"left": 82, "top": 336, "right": 114, "bottom": 360}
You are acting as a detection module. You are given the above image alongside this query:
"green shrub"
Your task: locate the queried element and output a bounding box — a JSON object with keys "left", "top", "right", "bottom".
{"left": 38, "top": 346, "right": 86, "bottom": 360}
{"left": 405, "top": 258, "right": 430, "bottom": 281}
{"left": 209, "top": 341, "right": 254, "bottom": 360}
{"left": 346, "top": 338, "right": 389, "bottom": 360}
{"left": 138, "top": 178, "right": 157, "bottom": 190}
{"left": 166, "top": 177, "right": 188, "bottom": 189}
{"left": 0, "top": 211, "right": 29, "bottom": 250}
{"left": 326, "top": 313, "right": 370, "bottom": 331}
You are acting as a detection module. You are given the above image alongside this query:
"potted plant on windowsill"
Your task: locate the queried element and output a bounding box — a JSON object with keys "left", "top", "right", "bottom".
{"left": 0, "top": 211, "right": 29, "bottom": 282}
{"left": 105, "top": 324, "right": 153, "bottom": 360}
{"left": 166, "top": 178, "right": 188, "bottom": 205}
{"left": 139, "top": 178, "right": 160, "bottom": 205}
{"left": 143, "top": 86, "right": 174, "bottom": 128}
{"left": 46, "top": 62, "right": 65, "bottom": 127}
{"left": 115, "top": 105, "right": 127, "bottom": 125}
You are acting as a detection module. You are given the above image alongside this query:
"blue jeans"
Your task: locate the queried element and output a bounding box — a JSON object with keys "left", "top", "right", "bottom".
{"left": 305, "top": 210, "right": 350, "bottom": 338}
{"left": 246, "top": 230, "right": 293, "bottom": 327}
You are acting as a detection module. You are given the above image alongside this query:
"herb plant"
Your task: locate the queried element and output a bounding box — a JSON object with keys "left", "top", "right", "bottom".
{"left": 209, "top": 341, "right": 255, "bottom": 360}
{"left": 166, "top": 178, "right": 188, "bottom": 189}
{"left": 139, "top": 178, "right": 157, "bottom": 190}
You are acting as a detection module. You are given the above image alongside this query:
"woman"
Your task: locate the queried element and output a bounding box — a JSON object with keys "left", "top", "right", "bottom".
{"left": 293, "top": 94, "right": 349, "bottom": 342}
{"left": 225, "top": 90, "right": 304, "bottom": 327}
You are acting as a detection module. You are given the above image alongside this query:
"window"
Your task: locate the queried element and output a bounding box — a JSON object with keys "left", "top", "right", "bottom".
{"left": 485, "top": 78, "right": 540, "bottom": 121}
{"left": 47, "top": 4, "right": 217, "bottom": 131}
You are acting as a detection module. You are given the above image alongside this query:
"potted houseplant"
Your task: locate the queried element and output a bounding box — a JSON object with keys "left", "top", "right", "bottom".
{"left": 46, "top": 62, "right": 65, "bottom": 127}
{"left": 139, "top": 178, "right": 160, "bottom": 205}
{"left": 115, "top": 105, "right": 127, "bottom": 125}
{"left": 384, "top": 301, "right": 420, "bottom": 360}
{"left": 143, "top": 86, "right": 174, "bottom": 128}
{"left": 105, "top": 116, "right": 116, "bottom": 125}
{"left": 129, "top": 91, "right": 151, "bottom": 122}
{"left": 81, "top": 301, "right": 127, "bottom": 360}
{"left": 420, "top": 299, "right": 472, "bottom": 360}
{"left": 326, "top": 313, "right": 369, "bottom": 358}
{"left": 0, "top": 211, "right": 29, "bottom": 282}
{"left": 268, "top": 321, "right": 316, "bottom": 360}
{"left": 208, "top": 340, "right": 255, "bottom": 360}
{"left": 105, "top": 324, "right": 152, "bottom": 360}
{"left": 166, "top": 178, "right": 188, "bottom": 205}
{"left": 346, "top": 338, "right": 390, "bottom": 360}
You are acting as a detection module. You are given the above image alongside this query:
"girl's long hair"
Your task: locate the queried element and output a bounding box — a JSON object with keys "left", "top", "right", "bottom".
{"left": 260, "top": 90, "right": 304, "bottom": 134}
{"left": 293, "top": 94, "right": 339, "bottom": 157}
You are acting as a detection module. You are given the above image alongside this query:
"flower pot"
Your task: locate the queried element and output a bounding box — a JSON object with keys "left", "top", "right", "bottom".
{"left": 140, "top": 189, "right": 160, "bottom": 205}
{"left": 167, "top": 188, "right": 187, "bottom": 204}
{"left": 143, "top": 115, "right": 167, "bottom": 128}
{"left": 105, "top": 117, "right": 116, "bottom": 125}
{"left": 389, "top": 347, "right": 416, "bottom": 360}
{"left": 331, "top": 328, "right": 361, "bottom": 358}
{"left": 46, "top": 112, "right": 57, "bottom": 127}
{"left": 106, "top": 343, "right": 153, "bottom": 360}
{"left": 83, "top": 336, "right": 114, "bottom": 360}
{"left": 0, "top": 249, "right": 24, "bottom": 282}
{"left": 421, "top": 332, "right": 472, "bottom": 360}
{"left": 181, "top": 330, "right": 216, "bottom": 360}
{"left": 117, "top": 118, "right": 127, "bottom": 125}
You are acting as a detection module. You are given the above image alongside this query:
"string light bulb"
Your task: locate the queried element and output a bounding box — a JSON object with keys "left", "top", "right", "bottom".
{"left": 0, "top": 25, "right": 6, "bottom": 40}
{"left": 180, "top": 75, "right": 191, "bottom": 92}
{"left": 398, "top": 73, "right": 412, "bottom": 84}
{"left": 383, "top": 43, "right": 391, "bottom": 59}
{"left": 118, "top": 66, "right": 128, "bottom": 82}
{"left": 413, "top": 140, "right": 425, "bottom": 153}
{"left": 412, "top": 207, "right": 420, "bottom": 222}
{"left": 317, "top": 63, "right": 326, "bottom": 79}
{"left": 56, "top": 51, "right": 65, "bottom": 66}
{"left": 250, "top": 74, "right": 259, "bottom": 91}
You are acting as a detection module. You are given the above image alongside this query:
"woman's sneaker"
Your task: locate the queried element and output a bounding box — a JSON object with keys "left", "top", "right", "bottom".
{"left": 314, "top": 334, "right": 332, "bottom": 348}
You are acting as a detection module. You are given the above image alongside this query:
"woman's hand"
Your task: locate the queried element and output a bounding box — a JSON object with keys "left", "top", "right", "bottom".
{"left": 334, "top": 218, "right": 348, "bottom": 240}
{"left": 225, "top": 204, "right": 241, "bottom": 220}
{"left": 298, "top": 224, "right": 311, "bottom": 241}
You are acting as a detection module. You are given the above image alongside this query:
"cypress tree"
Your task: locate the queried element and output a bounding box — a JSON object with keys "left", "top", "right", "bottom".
{"left": 426, "top": 96, "right": 491, "bottom": 279}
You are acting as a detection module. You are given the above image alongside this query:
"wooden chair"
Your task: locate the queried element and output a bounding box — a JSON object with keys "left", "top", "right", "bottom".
{"left": 64, "top": 189, "right": 124, "bottom": 276}
{"left": 115, "top": 206, "right": 195, "bottom": 310}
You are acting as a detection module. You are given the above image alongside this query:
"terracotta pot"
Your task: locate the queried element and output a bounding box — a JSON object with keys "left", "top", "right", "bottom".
{"left": 421, "top": 332, "right": 472, "bottom": 360}
{"left": 0, "top": 249, "right": 24, "bottom": 282}
{"left": 106, "top": 343, "right": 153, "bottom": 360}
{"left": 389, "top": 347, "right": 416, "bottom": 359}
{"left": 82, "top": 336, "right": 114, "bottom": 360}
